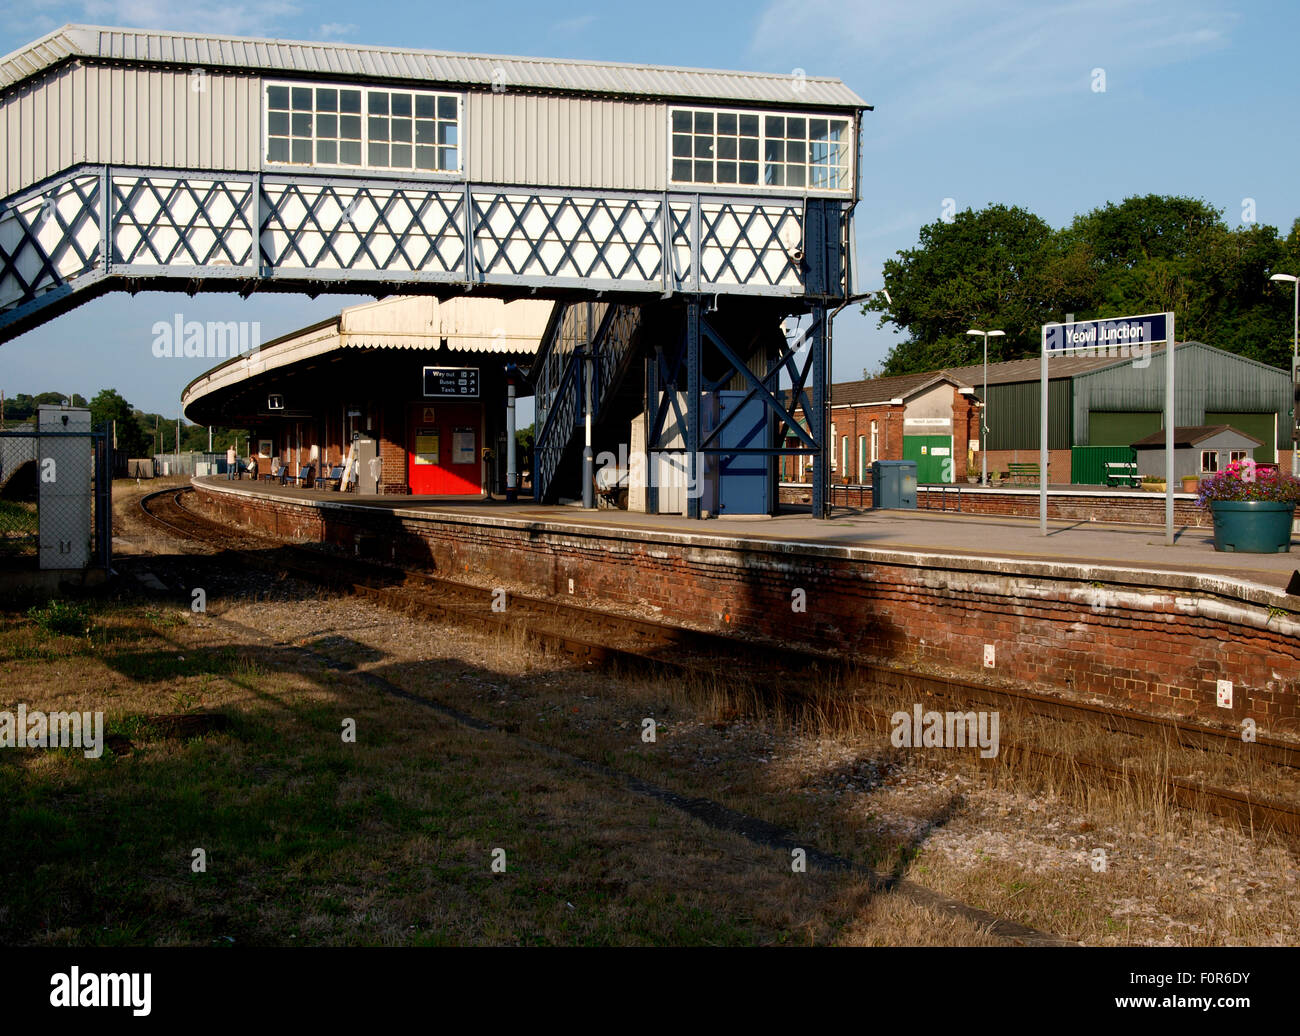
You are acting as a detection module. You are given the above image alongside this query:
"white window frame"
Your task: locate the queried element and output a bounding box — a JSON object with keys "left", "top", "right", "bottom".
{"left": 667, "top": 105, "right": 854, "bottom": 194}
{"left": 263, "top": 80, "right": 464, "bottom": 176}
{"left": 1201, "top": 450, "right": 1219, "bottom": 473}
{"left": 857, "top": 434, "right": 866, "bottom": 483}
{"left": 1229, "top": 450, "right": 1249, "bottom": 464}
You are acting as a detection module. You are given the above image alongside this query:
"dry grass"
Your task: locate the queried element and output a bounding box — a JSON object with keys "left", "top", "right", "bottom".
{"left": 1, "top": 596, "right": 981, "bottom": 947}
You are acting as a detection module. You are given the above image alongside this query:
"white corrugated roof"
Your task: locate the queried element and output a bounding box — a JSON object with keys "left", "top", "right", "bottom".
{"left": 1, "top": 24, "right": 869, "bottom": 109}
{"left": 181, "top": 295, "right": 552, "bottom": 415}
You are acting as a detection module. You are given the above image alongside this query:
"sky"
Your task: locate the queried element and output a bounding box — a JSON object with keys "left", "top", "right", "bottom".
{"left": 1, "top": 0, "right": 1298, "bottom": 423}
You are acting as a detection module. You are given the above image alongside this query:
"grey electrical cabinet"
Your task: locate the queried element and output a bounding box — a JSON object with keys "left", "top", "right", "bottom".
{"left": 37, "top": 405, "right": 92, "bottom": 569}
{"left": 354, "top": 436, "right": 380, "bottom": 494}
{"left": 871, "top": 460, "right": 917, "bottom": 510}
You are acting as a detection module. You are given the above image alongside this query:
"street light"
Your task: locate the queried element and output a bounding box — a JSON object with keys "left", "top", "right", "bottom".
{"left": 1270, "top": 273, "right": 1298, "bottom": 476}
{"left": 966, "top": 329, "right": 1005, "bottom": 485}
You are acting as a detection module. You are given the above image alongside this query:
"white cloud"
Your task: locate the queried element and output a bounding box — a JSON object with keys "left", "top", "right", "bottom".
{"left": 316, "top": 22, "right": 357, "bottom": 41}
{"left": 551, "top": 14, "right": 596, "bottom": 34}
{"left": 73, "top": 0, "right": 302, "bottom": 38}
{"left": 750, "top": 0, "right": 1233, "bottom": 124}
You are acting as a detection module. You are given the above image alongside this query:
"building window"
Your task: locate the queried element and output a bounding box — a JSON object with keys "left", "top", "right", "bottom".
{"left": 1201, "top": 450, "right": 1219, "bottom": 473}
{"left": 266, "top": 82, "right": 460, "bottom": 173}
{"left": 829, "top": 423, "right": 837, "bottom": 470}
{"left": 1229, "top": 450, "right": 1249, "bottom": 464}
{"left": 841, "top": 435, "right": 849, "bottom": 479}
{"left": 670, "top": 107, "right": 852, "bottom": 191}
{"left": 857, "top": 435, "right": 866, "bottom": 483}
{"left": 870, "top": 420, "right": 878, "bottom": 464}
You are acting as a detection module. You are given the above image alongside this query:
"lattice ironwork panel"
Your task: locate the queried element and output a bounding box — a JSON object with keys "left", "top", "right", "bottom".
{"left": 262, "top": 180, "right": 465, "bottom": 274}
{"left": 698, "top": 201, "right": 802, "bottom": 289}
{"left": 112, "top": 175, "right": 254, "bottom": 268}
{"left": 597, "top": 305, "right": 641, "bottom": 404}
{"left": 534, "top": 353, "right": 582, "bottom": 502}
{"left": 0, "top": 174, "right": 101, "bottom": 313}
{"left": 472, "top": 192, "right": 663, "bottom": 286}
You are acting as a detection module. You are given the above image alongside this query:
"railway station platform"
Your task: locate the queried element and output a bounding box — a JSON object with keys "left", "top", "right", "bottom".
{"left": 189, "top": 476, "right": 1300, "bottom": 738}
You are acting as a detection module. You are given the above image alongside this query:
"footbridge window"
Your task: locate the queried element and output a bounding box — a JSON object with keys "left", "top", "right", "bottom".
{"left": 265, "top": 83, "right": 461, "bottom": 174}
{"left": 670, "top": 107, "right": 853, "bottom": 191}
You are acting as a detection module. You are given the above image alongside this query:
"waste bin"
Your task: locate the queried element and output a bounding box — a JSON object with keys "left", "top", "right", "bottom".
{"left": 871, "top": 460, "right": 917, "bottom": 510}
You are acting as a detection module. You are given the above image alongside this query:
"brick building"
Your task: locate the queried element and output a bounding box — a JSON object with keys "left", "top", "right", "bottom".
{"left": 783, "top": 372, "right": 981, "bottom": 484}
{"left": 786, "top": 341, "right": 1294, "bottom": 485}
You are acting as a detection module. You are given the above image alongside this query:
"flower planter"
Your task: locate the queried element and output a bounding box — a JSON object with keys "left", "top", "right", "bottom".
{"left": 1141, "top": 481, "right": 1166, "bottom": 494}
{"left": 1181, "top": 476, "right": 1200, "bottom": 494}
{"left": 1209, "top": 500, "right": 1295, "bottom": 553}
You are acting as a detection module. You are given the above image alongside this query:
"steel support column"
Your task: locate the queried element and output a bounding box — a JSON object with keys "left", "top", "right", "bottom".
{"left": 811, "top": 303, "right": 828, "bottom": 519}
{"left": 646, "top": 344, "right": 661, "bottom": 515}
{"left": 685, "top": 297, "right": 702, "bottom": 519}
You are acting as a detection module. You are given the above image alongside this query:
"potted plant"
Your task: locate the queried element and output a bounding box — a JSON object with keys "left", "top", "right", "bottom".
{"left": 1141, "top": 475, "right": 1166, "bottom": 493}
{"left": 1180, "top": 474, "right": 1200, "bottom": 494}
{"left": 1197, "top": 459, "right": 1300, "bottom": 553}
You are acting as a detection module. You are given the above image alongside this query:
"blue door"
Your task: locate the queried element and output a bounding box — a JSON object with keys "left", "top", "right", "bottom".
{"left": 712, "top": 391, "right": 770, "bottom": 515}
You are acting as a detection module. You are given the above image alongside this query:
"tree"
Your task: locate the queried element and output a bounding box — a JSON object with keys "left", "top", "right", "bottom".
{"left": 864, "top": 205, "right": 1059, "bottom": 374}
{"left": 89, "top": 389, "right": 150, "bottom": 457}
{"left": 867, "top": 196, "right": 1300, "bottom": 376}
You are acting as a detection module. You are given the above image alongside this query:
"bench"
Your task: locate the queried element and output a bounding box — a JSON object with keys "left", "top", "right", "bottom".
{"left": 1104, "top": 461, "right": 1141, "bottom": 488}
{"left": 288, "top": 464, "right": 314, "bottom": 488}
{"left": 314, "top": 465, "right": 345, "bottom": 490}
{"left": 1007, "top": 462, "right": 1045, "bottom": 485}
{"left": 261, "top": 462, "right": 285, "bottom": 484}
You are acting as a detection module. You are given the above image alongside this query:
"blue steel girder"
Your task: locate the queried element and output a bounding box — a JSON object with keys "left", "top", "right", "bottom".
{"left": 0, "top": 165, "right": 850, "bottom": 342}
{"left": 644, "top": 298, "right": 829, "bottom": 518}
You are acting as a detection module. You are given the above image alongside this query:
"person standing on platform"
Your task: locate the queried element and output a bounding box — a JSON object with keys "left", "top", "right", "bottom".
{"left": 226, "top": 444, "right": 237, "bottom": 480}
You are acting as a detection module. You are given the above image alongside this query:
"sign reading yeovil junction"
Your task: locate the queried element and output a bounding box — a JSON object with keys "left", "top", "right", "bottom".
{"left": 1044, "top": 312, "right": 1167, "bottom": 356}
{"left": 1038, "top": 310, "right": 1177, "bottom": 545}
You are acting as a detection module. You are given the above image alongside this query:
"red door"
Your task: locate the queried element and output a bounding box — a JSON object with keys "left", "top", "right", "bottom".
{"left": 409, "top": 403, "right": 482, "bottom": 495}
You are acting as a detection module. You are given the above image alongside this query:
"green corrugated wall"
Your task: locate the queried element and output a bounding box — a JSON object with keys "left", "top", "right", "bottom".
{"left": 985, "top": 380, "right": 1072, "bottom": 451}
{"left": 1070, "top": 445, "right": 1137, "bottom": 484}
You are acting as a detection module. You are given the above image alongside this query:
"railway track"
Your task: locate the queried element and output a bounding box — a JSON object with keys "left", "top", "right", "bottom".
{"left": 138, "top": 486, "right": 1300, "bottom": 839}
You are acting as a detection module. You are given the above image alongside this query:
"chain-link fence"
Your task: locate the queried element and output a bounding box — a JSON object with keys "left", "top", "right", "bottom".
{"left": 0, "top": 413, "right": 111, "bottom": 571}
{"left": 148, "top": 451, "right": 230, "bottom": 477}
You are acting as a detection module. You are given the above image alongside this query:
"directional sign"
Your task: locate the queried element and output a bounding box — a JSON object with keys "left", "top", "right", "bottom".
{"left": 423, "top": 366, "right": 479, "bottom": 399}
{"left": 1044, "top": 312, "right": 1169, "bottom": 354}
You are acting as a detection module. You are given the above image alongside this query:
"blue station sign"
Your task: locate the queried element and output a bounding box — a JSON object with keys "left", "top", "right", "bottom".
{"left": 1044, "top": 312, "right": 1169, "bottom": 354}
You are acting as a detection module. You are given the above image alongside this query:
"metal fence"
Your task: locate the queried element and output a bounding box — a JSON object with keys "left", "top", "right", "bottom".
{"left": 150, "top": 451, "right": 228, "bottom": 477}
{"left": 0, "top": 421, "right": 112, "bottom": 571}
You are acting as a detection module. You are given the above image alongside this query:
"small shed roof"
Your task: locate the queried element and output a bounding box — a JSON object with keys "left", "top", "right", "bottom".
{"left": 1130, "top": 425, "right": 1264, "bottom": 448}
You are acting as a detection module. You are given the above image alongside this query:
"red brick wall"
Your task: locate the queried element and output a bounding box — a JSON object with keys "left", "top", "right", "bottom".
{"left": 379, "top": 400, "right": 408, "bottom": 495}
{"left": 794, "top": 483, "right": 1212, "bottom": 526}
{"left": 192, "top": 481, "right": 1300, "bottom": 735}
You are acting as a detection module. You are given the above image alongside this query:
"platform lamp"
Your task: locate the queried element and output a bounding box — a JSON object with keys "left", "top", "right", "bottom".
{"left": 1269, "top": 273, "right": 1298, "bottom": 476}
{"left": 966, "top": 329, "right": 1004, "bottom": 485}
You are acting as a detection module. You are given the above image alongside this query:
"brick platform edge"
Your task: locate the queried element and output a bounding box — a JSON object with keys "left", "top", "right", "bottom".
{"left": 193, "top": 479, "right": 1300, "bottom": 738}
{"left": 784, "top": 483, "right": 1212, "bottom": 527}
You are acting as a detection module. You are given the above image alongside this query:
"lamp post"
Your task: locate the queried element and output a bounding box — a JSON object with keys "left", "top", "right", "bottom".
{"left": 1270, "top": 273, "right": 1298, "bottom": 476}
{"left": 966, "top": 329, "right": 1004, "bottom": 485}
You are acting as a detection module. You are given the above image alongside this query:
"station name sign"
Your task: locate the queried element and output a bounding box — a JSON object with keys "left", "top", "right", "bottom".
{"left": 423, "top": 366, "right": 479, "bottom": 399}
{"left": 1044, "top": 313, "right": 1168, "bottom": 364}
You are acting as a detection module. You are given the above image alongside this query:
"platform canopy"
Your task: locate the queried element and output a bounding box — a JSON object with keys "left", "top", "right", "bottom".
{"left": 182, "top": 295, "right": 552, "bottom": 422}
